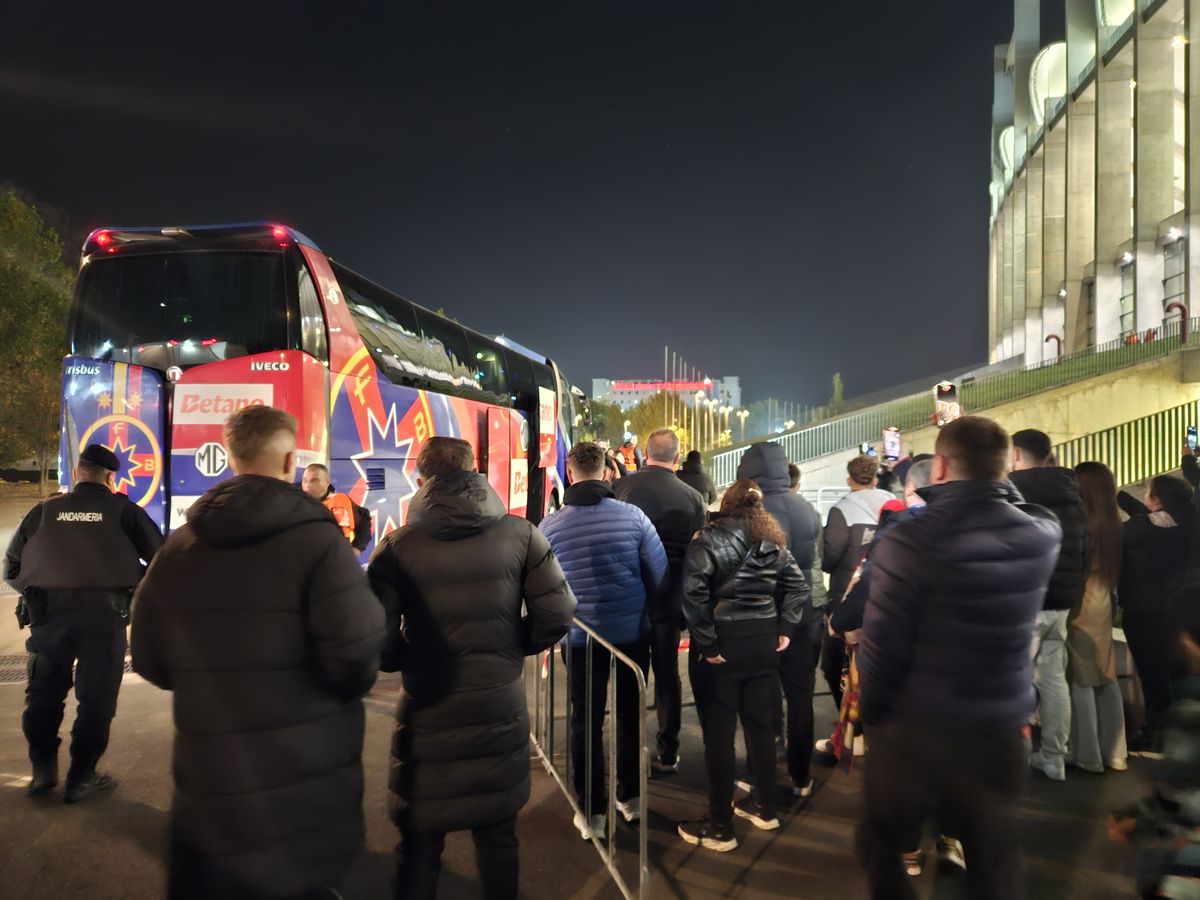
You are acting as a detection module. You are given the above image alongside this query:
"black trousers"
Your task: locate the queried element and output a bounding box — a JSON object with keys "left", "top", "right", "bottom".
{"left": 169, "top": 833, "right": 347, "bottom": 900}
{"left": 820, "top": 629, "right": 846, "bottom": 711}
{"left": 1123, "top": 611, "right": 1172, "bottom": 721}
{"left": 860, "top": 720, "right": 1027, "bottom": 900}
{"left": 779, "top": 624, "right": 820, "bottom": 786}
{"left": 395, "top": 816, "right": 519, "bottom": 900}
{"left": 23, "top": 606, "right": 125, "bottom": 779}
{"left": 649, "top": 620, "right": 682, "bottom": 761}
{"left": 567, "top": 639, "right": 650, "bottom": 815}
{"left": 690, "top": 642, "right": 778, "bottom": 827}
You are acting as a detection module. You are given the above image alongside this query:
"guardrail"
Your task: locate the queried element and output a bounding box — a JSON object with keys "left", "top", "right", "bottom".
{"left": 711, "top": 316, "right": 1200, "bottom": 487}
{"left": 1054, "top": 399, "right": 1200, "bottom": 487}
{"left": 527, "top": 618, "right": 649, "bottom": 900}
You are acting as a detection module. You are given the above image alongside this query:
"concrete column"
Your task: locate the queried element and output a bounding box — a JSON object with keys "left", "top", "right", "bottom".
{"left": 1013, "top": 172, "right": 1029, "bottom": 357}
{"left": 1043, "top": 118, "right": 1068, "bottom": 349}
{"left": 1135, "top": 13, "right": 1184, "bottom": 334}
{"left": 1065, "top": 89, "right": 1096, "bottom": 350}
{"left": 1003, "top": 195, "right": 1015, "bottom": 358}
{"left": 1188, "top": 0, "right": 1200, "bottom": 315}
{"left": 1066, "top": 0, "right": 1097, "bottom": 86}
{"left": 1026, "top": 150, "right": 1046, "bottom": 363}
{"left": 1095, "top": 49, "right": 1135, "bottom": 344}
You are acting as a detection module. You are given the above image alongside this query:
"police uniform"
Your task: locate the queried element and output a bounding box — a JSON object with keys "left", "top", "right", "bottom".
{"left": 3, "top": 444, "right": 163, "bottom": 801}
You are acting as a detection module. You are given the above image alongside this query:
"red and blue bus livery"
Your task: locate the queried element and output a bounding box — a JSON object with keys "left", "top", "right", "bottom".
{"left": 61, "top": 223, "right": 579, "bottom": 554}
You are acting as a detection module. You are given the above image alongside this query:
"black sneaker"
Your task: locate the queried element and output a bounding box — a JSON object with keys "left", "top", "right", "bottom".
{"left": 678, "top": 817, "right": 738, "bottom": 852}
{"left": 63, "top": 772, "right": 116, "bottom": 804}
{"left": 733, "top": 796, "right": 780, "bottom": 831}
{"left": 652, "top": 753, "right": 680, "bottom": 774}
{"left": 28, "top": 758, "right": 58, "bottom": 796}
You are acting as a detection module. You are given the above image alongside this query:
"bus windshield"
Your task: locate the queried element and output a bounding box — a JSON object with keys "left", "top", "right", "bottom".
{"left": 71, "top": 252, "right": 289, "bottom": 371}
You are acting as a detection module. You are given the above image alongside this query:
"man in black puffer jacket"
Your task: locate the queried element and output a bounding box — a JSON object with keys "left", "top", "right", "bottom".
{"left": 858, "top": 417, "right": 1061, "bottom": 900}
{"left": 1009, "top": 428, "right": 1090, "bottom": 782}
{"left": 615, "top": 429, "right": 708, "bottom": 772}
{"left": 736, "top": 442, "right": 823, "bottom": 796}
{"left": 368, "top": 437, "right": 576, "bottom": 899}
{"left": 131, "top": 407, "right": 385, "bottom": 900}
{"left": 677, "top": 450, "right": 718, "bottom": 505}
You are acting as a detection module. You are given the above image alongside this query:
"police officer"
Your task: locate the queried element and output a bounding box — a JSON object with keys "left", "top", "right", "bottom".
{"left": 4, "top": 444, "right": 163, "bottom": 803}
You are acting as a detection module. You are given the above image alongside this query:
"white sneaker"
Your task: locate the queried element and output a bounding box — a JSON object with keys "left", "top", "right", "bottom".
{"left": 1030, "top": 750, "right": 1066, "bottom": 781}
{"left": 616, "top": 797, "right": 641, "bottom": 823}
{"left": 573, "top": 812, "right": 607, "bottom": 840}
{"left": 793, "top": 778, "right": 814, "bottom": 798}
{"left": 937, "top": 836, "right": 966, "bottom": 871}
{"left": 1108, "top": 758, "right": 1129, "bottom": 772}
{"left": 734, "top": 777, "right": 753, "bottom": 794}
{"left": 852, "top": 735, "right": 866, "bottom": 757}
{"left": 814, "top": 738, "right": 836, "bottom": 756}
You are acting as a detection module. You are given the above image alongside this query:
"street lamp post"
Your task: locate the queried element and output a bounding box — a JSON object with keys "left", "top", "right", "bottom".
{"left": 694, "top": 391, "right": 705, "bottom": 453}
{"left": 737, "top": 408, "right": 749, "bottom": 443}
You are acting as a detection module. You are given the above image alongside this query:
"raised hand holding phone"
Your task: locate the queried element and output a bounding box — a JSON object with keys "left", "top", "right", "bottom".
{"left": 934, "top": 381, "right": 961, "bottom": 427}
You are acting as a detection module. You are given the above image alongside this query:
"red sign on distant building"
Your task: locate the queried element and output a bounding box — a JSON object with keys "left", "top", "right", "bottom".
{"left": 611, "top": 380, "right": 710, "bottom": 392}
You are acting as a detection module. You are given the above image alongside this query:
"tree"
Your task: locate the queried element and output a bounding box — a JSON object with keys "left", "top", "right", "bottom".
{"left": 579, "top": 399, "right": 626, "bottom": 446}
{"left": 827, "top": 372, "right": 845, "bottom": 417}
{"left": 0, "top": 188, "right": 73, "bottom": 494}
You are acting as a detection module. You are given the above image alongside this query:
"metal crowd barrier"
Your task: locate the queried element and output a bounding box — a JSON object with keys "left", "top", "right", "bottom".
{"left": 527, "top": 618, "right": 649, "bottom": 900}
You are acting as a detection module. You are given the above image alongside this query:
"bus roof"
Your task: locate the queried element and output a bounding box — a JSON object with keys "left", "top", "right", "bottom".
{"left": 82, "top": 222, "right": 320, "bottom": 258}
{"left": 494, "top": 335, "right": 549, "bottom": 364}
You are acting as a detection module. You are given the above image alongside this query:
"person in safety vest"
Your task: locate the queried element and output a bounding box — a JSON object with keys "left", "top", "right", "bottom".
{"left": 302, "top": 463, "right": 372, "bottom": 554}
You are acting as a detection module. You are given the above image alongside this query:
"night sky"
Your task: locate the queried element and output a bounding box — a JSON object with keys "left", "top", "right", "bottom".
{"left": 0, "top": 1, "right": 1013, "bottom": 405}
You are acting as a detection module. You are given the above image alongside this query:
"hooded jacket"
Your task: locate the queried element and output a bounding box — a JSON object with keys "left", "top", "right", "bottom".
{"left": 614, "top": 465, "right": 708, "bottom": 624}
{"left": 367, "top": 472, "right": 576, "bottom": 834}
{"left": 677, "top": 458, "right": 718, "bottom": 505}
{"left": 539, "top": 480, "right": 668, "bottom": 646}
{"left": 130, "top": 475, "right": 385, "bottom": 897}
{"left": 736, "top": 443, "right": 821, "bottom": 585}
{"left": 1008, "top": 466, "right": 1090, "bottom": 611}
{"left": 858, "top": 480, "right": 1061, "bottom": 729}
{"left": 681, "top": 516, "right": 810, "bottom": 661}
{"left": 822, "top": 485, "right": 894, "bottom": 605}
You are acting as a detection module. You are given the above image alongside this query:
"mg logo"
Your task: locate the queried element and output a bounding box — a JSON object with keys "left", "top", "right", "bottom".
{"left": 194, "top": 442, "right": 228, "bottom": 478}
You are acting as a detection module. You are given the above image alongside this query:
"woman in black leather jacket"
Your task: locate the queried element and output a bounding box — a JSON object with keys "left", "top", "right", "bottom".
{"left": 677, "top": 478, "right": 810, "bottom": 852}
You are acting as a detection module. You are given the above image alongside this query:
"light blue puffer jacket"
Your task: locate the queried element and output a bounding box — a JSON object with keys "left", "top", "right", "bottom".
{"left": 539, "top": 480, "right": 668, "bottom": 646}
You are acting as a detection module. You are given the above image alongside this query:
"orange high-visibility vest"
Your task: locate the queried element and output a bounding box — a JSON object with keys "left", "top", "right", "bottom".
{"left": 620, "top": 445, "right": 638, "bottom": 471}
{"left": 324, "top": 492, "right": 356, "bottom": 543}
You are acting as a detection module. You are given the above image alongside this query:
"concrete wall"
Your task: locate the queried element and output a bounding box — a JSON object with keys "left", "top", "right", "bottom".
{"left": 797, "top": 352, "right": 1200, "bottom": 489}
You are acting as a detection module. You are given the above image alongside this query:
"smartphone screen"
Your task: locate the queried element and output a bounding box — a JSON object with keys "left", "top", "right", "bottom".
{"left": 934, "top": 382, "right": 961, "bottom": 427}
{"left": 1189, "top": 425, "right": 1198, "bottom": 451}
{"left": 883, "top": 427, "right": 901, "bottom": 461}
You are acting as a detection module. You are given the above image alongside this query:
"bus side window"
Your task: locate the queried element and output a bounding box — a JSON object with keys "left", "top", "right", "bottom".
{"left": 414, "top": 310, "right": 477, "bottom": 394}
{"left": 297, "top": 266, "right": 328, "bottom": 363}
{"left": 505, "top": 351, "right": 537, "bottom": 410}
{"left": 465, "top": 333, "right": 508, "bottom": 403}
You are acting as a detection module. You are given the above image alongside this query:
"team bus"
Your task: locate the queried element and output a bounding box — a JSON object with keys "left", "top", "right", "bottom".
{"left": 60, "top": 222, "right": 579, "bottom": 553}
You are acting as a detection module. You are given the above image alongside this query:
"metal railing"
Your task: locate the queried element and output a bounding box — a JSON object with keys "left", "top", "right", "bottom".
{"left": 527, "top": 618, "right": 649, "bottom": 900}
{"left": 710, "top": 316, "right": 1200, "bottom": 487}
{"left": 1055, "top": 399, "right": 1200, "bottom": 487}
{"left": 1101, "top": 11, "right": 1136, "bottom": 61}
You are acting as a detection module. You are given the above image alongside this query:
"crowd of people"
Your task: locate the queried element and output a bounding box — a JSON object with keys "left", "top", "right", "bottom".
{"left": 8, "top": 404, "right": 1200, "bottom": 898}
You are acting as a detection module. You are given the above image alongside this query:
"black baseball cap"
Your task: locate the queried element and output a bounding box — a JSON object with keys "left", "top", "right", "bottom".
{"left": 79, "top": 444, "right": 120, "bottom": 472}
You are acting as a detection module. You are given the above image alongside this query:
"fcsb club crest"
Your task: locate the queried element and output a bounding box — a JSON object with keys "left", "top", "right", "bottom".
{"left": 79, "top": 414, "right": 164, "bottom": 508}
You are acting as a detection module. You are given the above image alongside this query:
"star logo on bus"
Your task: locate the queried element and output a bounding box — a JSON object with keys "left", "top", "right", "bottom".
{"left": 97, "top": 391, "right": 112, "bottom": 411}
{"left": 123, "top": 393, "right": 141, "bottom": 411}
{"left": 351, "top": 402, "right": 419, "bottom": 509}
{"left": 109, "top": 436, "right": 155, "bottom": 495}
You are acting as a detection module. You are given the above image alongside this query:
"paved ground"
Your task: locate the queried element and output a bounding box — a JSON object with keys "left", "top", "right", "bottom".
{"left": 0, "top": 660, "right": 1149, "bottom": 899}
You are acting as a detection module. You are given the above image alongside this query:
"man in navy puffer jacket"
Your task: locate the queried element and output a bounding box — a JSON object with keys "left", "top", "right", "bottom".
{"left": 857, "top": 417, "right": 1061, "bottom": 900}
{"left": 540, "top": 441, "right": 668, "bottom": 839}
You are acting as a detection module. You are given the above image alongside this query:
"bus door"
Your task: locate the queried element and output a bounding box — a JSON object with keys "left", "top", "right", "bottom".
{"left": 60, "top": 356, "right": 168, "bottom": 531}
{"left": 485, "top": 407, "right": 514, "bottom": 512}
